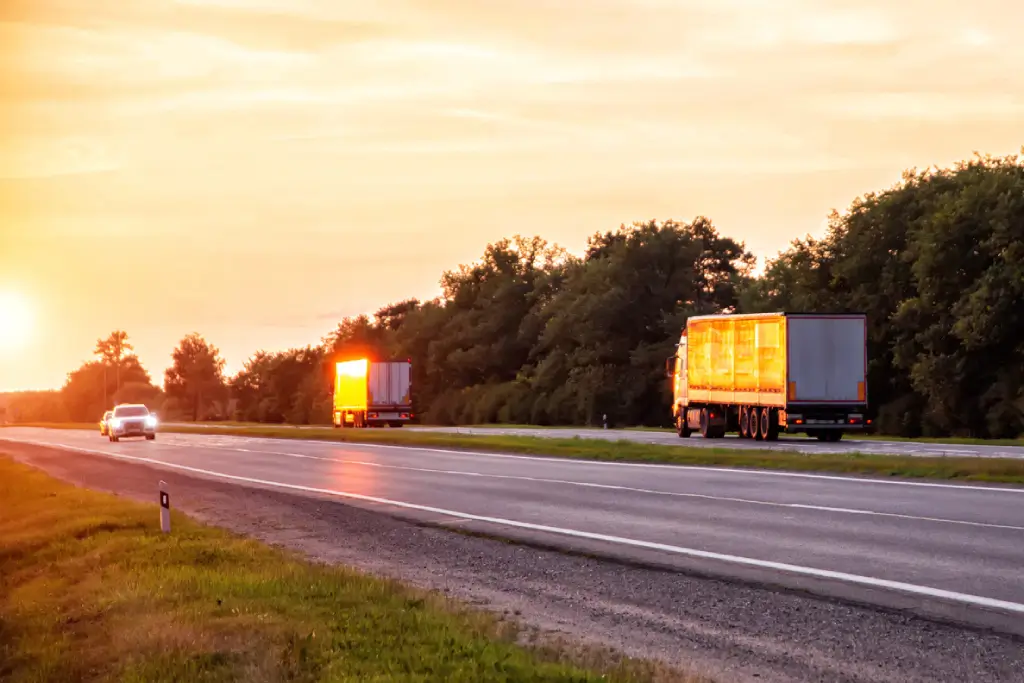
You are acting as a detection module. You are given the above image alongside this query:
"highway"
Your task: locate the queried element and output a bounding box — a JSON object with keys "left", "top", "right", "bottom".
{"left": 173, "top": 422, "right": 1024, "bottom": 459}
{"left": 3, "top": 426, "right": 1024, "bottom": 636}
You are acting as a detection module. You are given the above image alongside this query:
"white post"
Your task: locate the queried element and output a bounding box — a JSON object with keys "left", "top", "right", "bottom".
{"left": 603, "top": 414, "right": 608, "bottom": 430}
{"left": 159, "top": 480, "right": 171, "bottom": 533}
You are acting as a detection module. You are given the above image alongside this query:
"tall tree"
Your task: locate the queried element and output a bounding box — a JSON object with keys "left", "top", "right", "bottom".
{"left": 62, "top": 358, "right": 152, "bottom": 421}
{"left": 530, "top": 218, "right": 754, "bottom": 426}
{"left": 164, "top": 333, "right": 226, "bottom": 422}
{"left": 94, "top": 330, "right": 134, "bottom": 403}
{"left": 751, "top": 151, "right": 1024, "bottom": 437}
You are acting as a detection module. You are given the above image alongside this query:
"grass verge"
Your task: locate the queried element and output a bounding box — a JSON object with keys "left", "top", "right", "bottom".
{"left": 6, "top": 422, "right": 1024, "bottom": 484}
{"left": 0, "top": 456, "right": 686, "bottom": 683}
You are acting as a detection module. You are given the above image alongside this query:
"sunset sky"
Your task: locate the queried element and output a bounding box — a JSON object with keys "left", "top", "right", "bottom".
{"left": 1, "top": 0, "right": 1022, "bottom": 392}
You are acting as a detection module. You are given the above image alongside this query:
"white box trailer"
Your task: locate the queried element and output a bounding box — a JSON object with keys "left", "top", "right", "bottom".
{"left": 333, "top": 360, "right": 413, "bottom": 428}
{"left": 668, "top": 312, "right": 871, "bottom": 442}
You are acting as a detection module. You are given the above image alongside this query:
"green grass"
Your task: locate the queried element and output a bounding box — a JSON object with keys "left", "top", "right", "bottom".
{"left": 456, "top": 424, "right": 1024, "bottom": 446}
{"left": 6, "top": 422, "right": 1024, "bottom": 485}
{"left": 0, "top": 456, "right": 687, "bottom": 683}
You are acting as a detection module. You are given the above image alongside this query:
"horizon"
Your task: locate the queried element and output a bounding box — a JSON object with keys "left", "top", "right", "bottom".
{"left": 3, "top": 0, "right": 1023, "bottom": 392}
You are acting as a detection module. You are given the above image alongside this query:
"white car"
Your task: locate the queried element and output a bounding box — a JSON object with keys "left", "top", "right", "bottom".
{"left": 108, "top": 403, "right": 157, "bottom": 442}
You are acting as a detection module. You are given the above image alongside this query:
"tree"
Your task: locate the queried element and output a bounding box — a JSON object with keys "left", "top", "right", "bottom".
{"left": 529, "top": 218, "right": 754, "bottom": 426}
{"left": 94, "top": 330, "right": 134, "bottom": 401}
{"left": 62, "top": 358, "right": 152, "bottom": 421}
{"left": 750, "top": 151, "right": 1024, "bottom": 437}
{"left": 164, "top": 333, "right": 227, "bottom": 421}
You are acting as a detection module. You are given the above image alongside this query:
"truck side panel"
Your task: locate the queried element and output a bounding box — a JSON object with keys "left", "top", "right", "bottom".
{"left": 686, "top": 314, "right": 786, "bottom": 407}
{"left": 334, "top": 360, "right": 369, "bottom": 412}
{"left": 786, "top": 316, "right": 867, "bottom": 404}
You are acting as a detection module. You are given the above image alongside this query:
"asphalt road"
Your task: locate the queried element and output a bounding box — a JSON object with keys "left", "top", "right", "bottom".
{"left": 4, "top": 426, "right": 1024, "bottom": 636}
{"left": 171, "top": 422, "right": 1024, "bottom": 459}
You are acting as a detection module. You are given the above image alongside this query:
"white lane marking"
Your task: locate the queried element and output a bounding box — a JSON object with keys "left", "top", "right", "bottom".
{"left": 9, "top": 437, "right": 1024, "bottom": 617}
{"left": 156, "top": 441, "right": 1024, "bottom": 532}
{"left": 6, "top": 430, "right": 1024, "bottom": 494}
{"left": 148, "top": 432, "right": 1024, "bottom": 494}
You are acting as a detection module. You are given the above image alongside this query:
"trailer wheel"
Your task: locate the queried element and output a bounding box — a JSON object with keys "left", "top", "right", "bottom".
{"left": 739, "top": 407, "right": 750, "bottom": 439}
{"left": 751, "top": 408, "right": 764, "bottom": 441}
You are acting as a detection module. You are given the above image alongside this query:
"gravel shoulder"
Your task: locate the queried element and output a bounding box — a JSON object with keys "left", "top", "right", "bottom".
{"left": 7, "top": 442, "right": 1023, "bottom": 683}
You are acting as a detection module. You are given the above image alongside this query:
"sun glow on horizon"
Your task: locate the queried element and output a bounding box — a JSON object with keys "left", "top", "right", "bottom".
{"left": 0, "top": 291, "right": 35, "bottom": 353}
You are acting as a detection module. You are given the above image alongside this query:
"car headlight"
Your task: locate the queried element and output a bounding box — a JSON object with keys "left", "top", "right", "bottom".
{"left": 145, "top": 416, "right": 158, "bottom": 427}
{"left": 111, "top": 418, "right": 122, "bottom": 429}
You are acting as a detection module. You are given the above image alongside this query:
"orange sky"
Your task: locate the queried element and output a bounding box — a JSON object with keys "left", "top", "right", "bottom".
{"left": 1, "top": 0, "right": 1022, "bottom": 392}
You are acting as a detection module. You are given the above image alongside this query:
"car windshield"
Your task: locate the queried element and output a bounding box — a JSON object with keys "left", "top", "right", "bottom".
{"left": 114, "top": 406, "right": 149, "bottom": 417}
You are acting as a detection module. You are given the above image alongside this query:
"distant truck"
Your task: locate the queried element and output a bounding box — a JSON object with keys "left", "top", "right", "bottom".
{"left": 332, "top": 360, "right": 413, "bottom": 428}
{"left": 667, "top": 312, "right": 872, "bottom": 442}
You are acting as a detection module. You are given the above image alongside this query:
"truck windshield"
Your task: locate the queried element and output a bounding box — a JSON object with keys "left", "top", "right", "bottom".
{"left": 114, "top": 406, "right": 149, "bottom": 417}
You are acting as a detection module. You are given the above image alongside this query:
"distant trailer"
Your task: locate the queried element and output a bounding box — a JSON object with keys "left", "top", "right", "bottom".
{"left": 333, "top": 360, "right": 413, "bottom": 428}
{"left": 667, "top": 312, "right": 872, "bottom": 442}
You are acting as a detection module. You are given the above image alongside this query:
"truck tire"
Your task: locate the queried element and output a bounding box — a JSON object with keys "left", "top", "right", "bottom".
{"left": 739, "top": 407, "right": 750, "bottom": 439}
{"left": 700, "top": 408, "right": 726, "bottom": 439}
{"left": 815, "top": 430, "right": 843, "bottom": 442}
{"left": 765, "top": 408, "right": 780, "bottom": 441}
{"left": 676, "top": 413, "right": 692, "bottom": 438}
{"left": 752, "top": 408, "right": 765, "bottom": 441}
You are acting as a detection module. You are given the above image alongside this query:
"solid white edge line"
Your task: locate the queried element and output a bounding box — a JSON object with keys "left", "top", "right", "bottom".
{"left": 7, "top": 436, "right": 1024, "bottom": 616}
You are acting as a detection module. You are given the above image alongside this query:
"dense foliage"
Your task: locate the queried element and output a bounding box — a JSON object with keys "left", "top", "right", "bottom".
{"left": 4, "top": 153, "right": 1022, "bottom": 438}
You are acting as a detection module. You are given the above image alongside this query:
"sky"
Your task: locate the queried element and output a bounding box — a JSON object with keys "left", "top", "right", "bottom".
{"left": 1, "top": 0, "right": 1022, "bottom": 392}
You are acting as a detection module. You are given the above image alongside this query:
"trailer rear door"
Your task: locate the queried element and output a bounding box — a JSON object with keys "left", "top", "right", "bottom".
{"left": 368, "top": 362, "right": 412, "bottom": 407}
{"left": 786, "top": 315, "right": 867, "bottom": 404}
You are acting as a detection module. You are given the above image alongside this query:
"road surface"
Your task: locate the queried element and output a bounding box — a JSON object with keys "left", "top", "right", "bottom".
{"left": 172, "top": 422, "right": 1024, "bottom": 459}
{"left": 3, "top": 426, "right": 1024, "bottom": 636}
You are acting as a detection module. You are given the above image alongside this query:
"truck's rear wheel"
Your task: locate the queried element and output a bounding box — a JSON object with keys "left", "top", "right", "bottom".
{"left": 815, "top": 430, "right": 843, "bottom": 442}
{"left": 751, "top": 408, "right": 764, "bottom": 441}
{"left": 764, "top": 408, "right": 780, "bottom": 441}
{"left": 739, "top": 407, "right": 750, "bottom": 439}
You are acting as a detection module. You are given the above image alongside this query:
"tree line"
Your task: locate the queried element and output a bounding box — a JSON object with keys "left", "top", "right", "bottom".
{"left": 4, "top": 152, "right": 1022, "bottom": 438}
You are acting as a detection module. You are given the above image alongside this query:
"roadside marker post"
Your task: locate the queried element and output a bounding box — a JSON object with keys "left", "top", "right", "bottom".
{"left": 159, "top": 481, "right": 171, "bottom": 533}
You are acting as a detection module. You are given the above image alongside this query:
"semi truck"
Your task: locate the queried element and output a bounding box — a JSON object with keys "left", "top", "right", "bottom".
{"left": 667, "top": 312, "right": 872, "bottom": 442}
{"left": 333, "top": 359, "right": 413, "bottom": 428}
